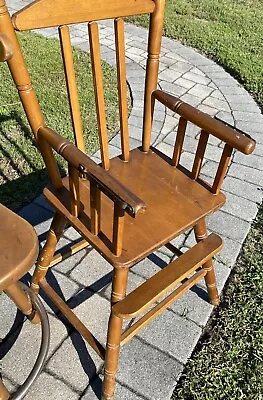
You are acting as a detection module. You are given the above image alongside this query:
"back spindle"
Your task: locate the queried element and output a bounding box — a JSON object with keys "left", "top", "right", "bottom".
{"left": 59, "top": 25, "right": 85, "bottom": 153}
{"left": 88, "top": 21, "right": 110, "bottom": 170}
{"left": 172, "top": 117, "right": 187, "bottom": 167}
{"left": 211, "top": 144, "right": 233, "bottom": 194}
{"left": 191, "top": 130, "right": 209, "bottom": 180}
{"left": 114, "top": 17, "right": 129, "bottom": 162}
{"left": 90, "top": 180, "right": 101, "bottom": 235}
{"left": 68, "top": 163, "right": 80, "bottom": 217}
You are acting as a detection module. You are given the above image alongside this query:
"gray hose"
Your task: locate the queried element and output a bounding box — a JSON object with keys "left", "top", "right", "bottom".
{"left": 11, "top": 283, "right": 50, "bottom": 400}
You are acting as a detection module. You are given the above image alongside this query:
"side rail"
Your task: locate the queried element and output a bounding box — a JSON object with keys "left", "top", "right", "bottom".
{"left": 153, "top": 90, "right": 256, "bottom": 194}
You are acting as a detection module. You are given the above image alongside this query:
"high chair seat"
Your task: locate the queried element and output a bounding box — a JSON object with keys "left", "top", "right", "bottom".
{"left": 44, "top": 147, "right": 226, "bottom": 267}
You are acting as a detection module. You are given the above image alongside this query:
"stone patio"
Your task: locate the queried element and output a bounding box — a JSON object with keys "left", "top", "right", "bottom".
{"left": 1, "top": 1, "right": 263, "bottom": 399}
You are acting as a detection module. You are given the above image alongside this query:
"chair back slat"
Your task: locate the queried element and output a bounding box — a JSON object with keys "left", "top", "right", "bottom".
{"left": 113, "top": 203, "right": 125, "bottom": 256}
{"left": 114, "top": 18, "right": 130, "bottom": 162}
{"left": 12, "top": 0, "right": 155, "bottom": 31}
{"left": 90, "top": 181, "right": 101, "bottom": 235}
{"left": 68, "top": 163, "right": 80, "bottom": 217}
{"left": 211, "top": 144, "right": 232, "bottom": 195}
{"left": 59, "top": 25, "right": 85, "bottom": 153}
{"left": 191, "top": 130, "right": 209, "bottom": 180}
{"left": 88, "top": 21, "right": 110, "bottom": 170}
{"left": 172, "top": 117, "right": 187, "bottom": 167}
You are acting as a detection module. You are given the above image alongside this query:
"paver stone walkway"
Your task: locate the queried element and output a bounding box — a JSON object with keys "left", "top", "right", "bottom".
{"left": 1, "top": 1, "right": 263, "bottom": 399}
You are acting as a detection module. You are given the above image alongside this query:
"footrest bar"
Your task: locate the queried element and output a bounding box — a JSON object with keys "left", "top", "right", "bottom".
{"left": 113, "top": 233, "right": 222, "bottom": 319}
{"left": 120, "top": 268, "right": 206, "bottom": 346}
{"left": 40, "top": 278, "right": 105, "bottom": 360}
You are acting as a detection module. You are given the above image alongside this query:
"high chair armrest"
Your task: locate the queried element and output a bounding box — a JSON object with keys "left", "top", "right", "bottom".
{"left": 38, "top": 126, "right": 146, "bottom": 217}
{"left": 153, "top": 89, "right": 256, "bottom": 155}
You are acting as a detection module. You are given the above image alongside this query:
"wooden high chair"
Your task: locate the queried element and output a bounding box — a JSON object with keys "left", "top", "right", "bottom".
{"left": 0, "top": 1, "right": 256, "bottom": 398}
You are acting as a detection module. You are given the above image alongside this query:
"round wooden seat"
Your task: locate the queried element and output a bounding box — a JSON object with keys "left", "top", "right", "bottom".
{"left": 0, "top": 204, "right": 38, "bottom": 292}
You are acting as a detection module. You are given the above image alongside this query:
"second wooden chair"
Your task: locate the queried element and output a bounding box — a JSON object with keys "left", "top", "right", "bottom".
{"left": 0, "top": 0, "right": 256, "bottom": 398}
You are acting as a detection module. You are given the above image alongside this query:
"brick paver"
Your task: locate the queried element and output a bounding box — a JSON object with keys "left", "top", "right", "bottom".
{"left": 1, "top": 1, "right": 262, "bottom": 399}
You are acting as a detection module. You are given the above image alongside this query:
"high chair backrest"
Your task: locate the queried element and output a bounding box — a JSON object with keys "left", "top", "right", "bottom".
{"left": 0, "top": 0, "right": 165, "bottom": 170}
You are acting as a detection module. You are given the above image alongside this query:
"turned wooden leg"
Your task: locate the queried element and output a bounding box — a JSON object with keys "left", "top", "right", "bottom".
{"left": 31, "top": 212, "right": 66, "bottom": 294}
{"left": 102, "top": 267, "right": 129, "bottom": 399}
{"left": 194, "top": 218, "right": 219, "bottom": 305}
{"left": 102, "top": 313, "right": 123, "bottom": 400}
{"left": 4, "top": 281, "right": 39, "bottom": 324}
{"left": 111, "top": 267, "right": 129, "bottom": 305}
{"left": 0, "top": 379, "right": 9, "bottom": 400}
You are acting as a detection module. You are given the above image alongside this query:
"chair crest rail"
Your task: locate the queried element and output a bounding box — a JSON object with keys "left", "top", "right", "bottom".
{"left": 12, "top": 0, "right": 155, "bottom": 31}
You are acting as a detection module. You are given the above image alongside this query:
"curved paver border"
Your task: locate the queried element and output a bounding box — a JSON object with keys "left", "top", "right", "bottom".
{"left": 2, "top": 3, "right": 263, "bottom": 399}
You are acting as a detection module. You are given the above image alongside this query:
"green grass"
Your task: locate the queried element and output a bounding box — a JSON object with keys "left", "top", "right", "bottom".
{"left": 129, "top": 0, "right": 263, "bottom": 110}
{"left": 172, "top": 204, "right": 263, "bottom": 400}
{"left": 0, "top": 31, "right": 119, "bottom": 210}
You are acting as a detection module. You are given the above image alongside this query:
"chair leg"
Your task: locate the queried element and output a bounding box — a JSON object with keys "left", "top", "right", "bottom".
{"left": 4, "top": 281, "right": 39, "bottom": 324}
{"left": 0, "top": 379, "right": 9, "bottom": 400}
{"left": 102, "top": 267, "right": 129, "bottom": 400}
{"left": 194, "top": 218, "right": 219, "bottom": 305}
{"left": 111, "top": 267, "right": 129, "bottom": 305}
{"left": 102, "top": 313, "right": 123, "bottom": 400}
{"left": 31, "top": 212, "right": 67, "bottom": 294}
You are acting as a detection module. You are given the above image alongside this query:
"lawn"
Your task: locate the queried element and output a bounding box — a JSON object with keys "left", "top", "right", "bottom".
{"left": 172, "top": 204, "right": 263, "bottom": 399}
{"left": 129, "top": 0, "right": 263, "bottom": 111}
{"left": 0, "top": 31, "right": 119, "bottom": 210}
{"left": 130, "top": 1, "right": 263, "bottom": 399}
